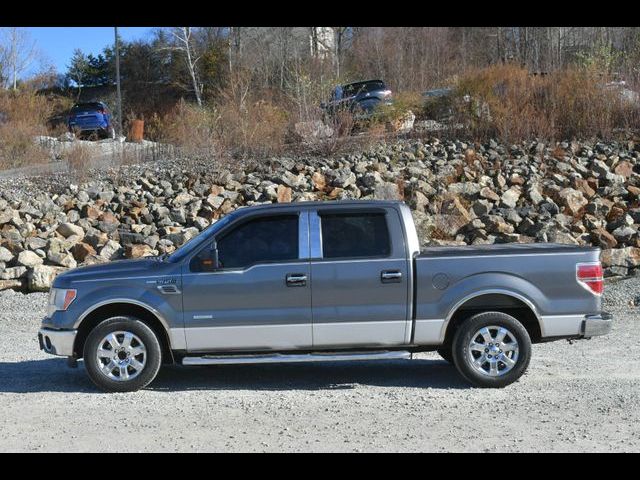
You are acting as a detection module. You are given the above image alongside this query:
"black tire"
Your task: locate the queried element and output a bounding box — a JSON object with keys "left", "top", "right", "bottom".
{"left": 83, "top": 316, "right": 162, "bottom": 393}
{"left": 99, "top": 126, "right": 115, "bottom": 140}
{"left": 452, "top": 311, "right": 531, "bottom": 388}
{"left": 436, "top": 347, "right": 454, "bottom": 365}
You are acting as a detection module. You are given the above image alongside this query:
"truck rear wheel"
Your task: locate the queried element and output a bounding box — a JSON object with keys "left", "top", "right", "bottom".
{"left": 452, "top": 311, "right": 531, "bottom": 388}
{"left": 83, "top": 316, "right": 162, "bottom": 392}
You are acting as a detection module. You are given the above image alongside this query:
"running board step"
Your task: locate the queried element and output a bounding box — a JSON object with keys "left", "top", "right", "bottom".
{"left": 182, "top": 350, "right": 411, "bottom": 366}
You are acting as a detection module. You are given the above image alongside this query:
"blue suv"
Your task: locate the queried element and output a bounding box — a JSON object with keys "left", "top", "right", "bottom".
{"left": 67, "top": 102, "right": 115, "bottom": 139}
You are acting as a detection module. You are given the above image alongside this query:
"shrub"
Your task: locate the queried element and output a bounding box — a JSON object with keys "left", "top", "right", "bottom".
{"left": 0, "top": 90, "right": 54, "bottom": 169}
{"left": 450, "top": 64, "right": 640, "bottom": 143}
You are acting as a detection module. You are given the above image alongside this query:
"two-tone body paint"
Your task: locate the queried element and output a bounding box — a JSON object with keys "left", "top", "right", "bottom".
{"left": 43, "top": 200, "right": 606, "bottom": 358}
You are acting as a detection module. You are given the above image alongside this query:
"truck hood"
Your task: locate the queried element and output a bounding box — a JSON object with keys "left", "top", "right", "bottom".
{"left": 53, "top": 257, "right": 174, "bottom": 288}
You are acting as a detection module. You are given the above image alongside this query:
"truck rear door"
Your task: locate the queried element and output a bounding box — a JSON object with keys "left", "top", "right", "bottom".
{"left": 309, "top": 206, "right": 411, "bottom": 347}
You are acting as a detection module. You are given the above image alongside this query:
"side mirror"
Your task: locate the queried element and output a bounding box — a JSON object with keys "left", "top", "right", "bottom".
{"left": 200, "top": 240, "right": 219, "bottom": 271}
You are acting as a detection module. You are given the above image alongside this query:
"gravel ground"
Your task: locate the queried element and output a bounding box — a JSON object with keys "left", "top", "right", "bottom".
{"left": 0, "top": 278, "right": 638, "bottom": 452}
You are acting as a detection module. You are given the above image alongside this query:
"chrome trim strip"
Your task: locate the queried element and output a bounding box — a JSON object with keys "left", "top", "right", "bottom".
{"left": 299, "top": 210, "right": 310, "bottom": 260}
{"left": 399, "top": 203, "right": 420, "bottom": 258}
{"left": 182, "top": 350, "right": 411, "bottom": 366}
{"left": 309, "top": 210, "right": 323, "bottom": 258}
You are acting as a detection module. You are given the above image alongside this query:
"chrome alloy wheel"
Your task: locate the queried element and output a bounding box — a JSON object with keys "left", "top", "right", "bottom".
{"left": 96, "top": 331, "right": 147, "bottom": 381}
{"left": 467, "top": 325, "right": 519, "bottom": 377}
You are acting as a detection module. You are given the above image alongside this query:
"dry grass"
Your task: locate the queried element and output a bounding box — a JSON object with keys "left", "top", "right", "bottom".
{"left": 64, "top": 143, "right": 93, "bottom": 183}
{"left": 451, "top": 64, "right": 640, "bottom": 143}
{"left": 0, "top": 90, "right": 57, "bottom": 169}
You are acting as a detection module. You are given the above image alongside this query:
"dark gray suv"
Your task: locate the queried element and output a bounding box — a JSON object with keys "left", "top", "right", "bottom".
{"left": 321, "top": 79, "right": 393, "bottom": 119}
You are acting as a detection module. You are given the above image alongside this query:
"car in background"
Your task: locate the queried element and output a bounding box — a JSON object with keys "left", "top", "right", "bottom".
{"left": 67, "top": 102, "right": 115, "bottom": 140}
{"left": 321, "top": 79, "right": 393, "bottom": 120}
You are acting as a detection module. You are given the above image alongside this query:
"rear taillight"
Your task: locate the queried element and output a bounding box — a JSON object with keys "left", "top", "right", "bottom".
{"left": 577, "top": 262, "right": 604, "bottom": 295}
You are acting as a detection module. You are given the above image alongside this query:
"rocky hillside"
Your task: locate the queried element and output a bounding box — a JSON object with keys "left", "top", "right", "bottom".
{"left": 1, "top": 137, "right": 639, "bottom": 292}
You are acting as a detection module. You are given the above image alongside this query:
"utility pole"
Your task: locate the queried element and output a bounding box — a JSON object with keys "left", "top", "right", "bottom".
{"left": 114, "top": 26, "right": 123, "bottom": 138}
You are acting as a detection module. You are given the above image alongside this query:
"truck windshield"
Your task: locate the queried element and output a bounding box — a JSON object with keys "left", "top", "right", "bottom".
{"left": 166, "top": 210, "right": 241, "bottom": 264}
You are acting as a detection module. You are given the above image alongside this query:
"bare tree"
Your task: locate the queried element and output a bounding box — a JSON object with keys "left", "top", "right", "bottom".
{"left": 0, "top": 27, "right": 38, "bottom": 90}
{"left": 169, "top": 27, "right": 203, "bottom": 106}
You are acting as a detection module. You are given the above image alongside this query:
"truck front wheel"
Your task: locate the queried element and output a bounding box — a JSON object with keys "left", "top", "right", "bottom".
{"left": 452, "top": 311, "right": 532, "bottom": 388}
{"left": 83, "top": 316, "right": 162, "bottom": 392}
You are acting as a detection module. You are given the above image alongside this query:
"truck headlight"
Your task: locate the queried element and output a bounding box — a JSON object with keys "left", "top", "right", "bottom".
{"left": 47, "top": 288, "right": 77, "bottom": 318}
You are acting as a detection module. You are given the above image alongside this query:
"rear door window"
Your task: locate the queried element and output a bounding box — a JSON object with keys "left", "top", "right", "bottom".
{"left": 320, "top": 212, "right": 390, "bottom": 259}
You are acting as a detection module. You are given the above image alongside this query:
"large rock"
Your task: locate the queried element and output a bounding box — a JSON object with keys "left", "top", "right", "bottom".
{"left": 0, "top": 279, "right": 23, "bottom": 291}
{"left": 28, "top": 265, "right": 66, "bottom": 292}
{"left": 277, "top": 185, "right": 292, "bottom": 203}
{"left": 601, "top": 247, "right": 640, "bottom": 268}
{"left": 591, "top": 228, "right": 618, "bottom": 249}
{"left": 17, "top": 250, "right": 43, "bottom": 267}
{"left": 71, "top": 242, "right": 97, "bottom": 262}
{"left": 125, "top": 244, "right": 155, "bottom": 259}
{"left": 374, "top": 182, "right": 402, "bottom": 200}
{"left": 0, "top": 266, "right": 27, "bottom": 280}
{"left": 558, "top": 188, "right": 588, "bottom": 216}
{"left": 99, "top": 240, "right": 123, "bottom": 260}
{"left": 57, "top": 222, "right": 85, "bottom": 238}
{"left": 0, "top": 246, "right": 13, "bottom": 263}
{"left": 294, "top": 120, "right": 334, "bottom": 141}
{"left": 500, "top": 186, "right": 521, "bottom": 209}
{"left": 311, "top": 172, "right": 326, "bottom": 192}
{"left": 328, "top": 168, "right": 356, "bottom": 188}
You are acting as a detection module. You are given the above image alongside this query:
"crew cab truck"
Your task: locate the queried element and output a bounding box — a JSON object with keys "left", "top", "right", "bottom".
{"left": 38, "top": 200, "right": 612, "bottom": 392}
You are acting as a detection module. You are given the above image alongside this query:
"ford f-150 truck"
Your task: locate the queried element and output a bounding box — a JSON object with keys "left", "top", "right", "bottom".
{"left": 38, "top": 200, "right": 612, "bottom": 392}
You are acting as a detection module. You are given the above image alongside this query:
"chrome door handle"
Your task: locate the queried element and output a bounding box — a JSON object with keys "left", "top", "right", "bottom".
{"left": 381, "top": 270, "right": 402, "bottom": 283}
{"left": 286, "top": 273, "right": 307, "bottom": 287}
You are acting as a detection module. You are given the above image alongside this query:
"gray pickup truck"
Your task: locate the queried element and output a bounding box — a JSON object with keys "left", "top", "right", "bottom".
{"left": 38, "top": 200, "right": 612, "bottom": 392}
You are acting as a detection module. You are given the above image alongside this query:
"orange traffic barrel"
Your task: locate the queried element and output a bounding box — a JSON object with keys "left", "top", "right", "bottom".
{"left": 129, "top": 119, "right": 144, "bottom": 143}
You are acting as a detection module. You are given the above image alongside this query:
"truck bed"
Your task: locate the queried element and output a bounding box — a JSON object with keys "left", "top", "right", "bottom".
{"left": 411, "top": 242, "right": 602, "bottom": 344}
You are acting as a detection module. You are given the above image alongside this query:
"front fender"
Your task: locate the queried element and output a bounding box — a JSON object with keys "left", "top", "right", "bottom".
{"left": 70, "top": 285, "right": 181, "bottom": 333}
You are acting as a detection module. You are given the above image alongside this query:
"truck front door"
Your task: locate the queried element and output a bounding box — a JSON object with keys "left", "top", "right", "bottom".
{"left": 181, "top": 211, "right": 312, "bottom": 352}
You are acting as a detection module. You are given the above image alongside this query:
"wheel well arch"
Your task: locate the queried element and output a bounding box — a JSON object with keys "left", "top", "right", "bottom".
{"left": 442, "top": 292, "right": 542, "bottom": 347}
{"left": 73, "top": 302, "right": 174, "bottom": 363}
